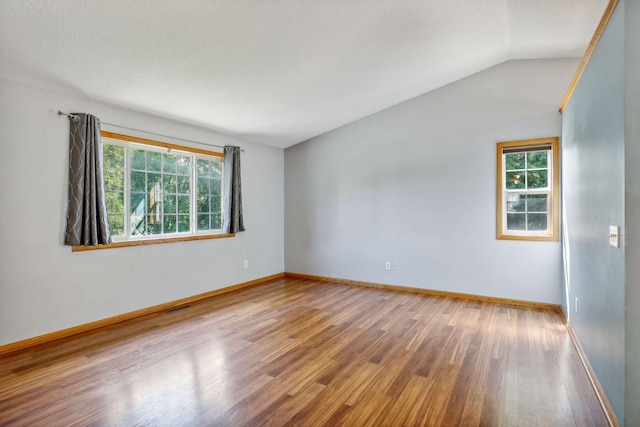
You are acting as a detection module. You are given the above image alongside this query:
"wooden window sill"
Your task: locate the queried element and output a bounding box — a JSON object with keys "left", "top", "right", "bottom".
{"left": 496, "top": 234, "right": 558, "bottom": 242}
{"left": 72, "top": 233, "right": 235, "bottom": 252}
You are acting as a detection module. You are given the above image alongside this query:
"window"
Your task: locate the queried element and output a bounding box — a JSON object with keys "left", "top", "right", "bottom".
{"left": 496, "top": 137, "right": 559, "bottom": 241}
{"left": 101, "top": 131, "right": 224, "bottom": 243}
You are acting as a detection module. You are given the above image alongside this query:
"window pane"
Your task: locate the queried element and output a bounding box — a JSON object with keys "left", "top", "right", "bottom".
{"left": 505, "top": 172, "right": 525, "bottom": 189}
{"left": 147, "top": 217, "right": 162, "bottom": 235}
{"left": 177, "top": 176, "right": 190, "bottom": 194}
{"left": 147, "top": 151, "right": 161, "bottom": 172}
{"left": 131, "top": 214, "right": 146, "bottom": 235}
{"left": 198, "top": 195, "right": 210, "bottom": 213}
{"left": 507, "top": 213, "right": 526, "bottom": 230}
{"left": 103, "top": 144, "right": 125, "bottom": 169}
{"left": 163, "top": 174, "right": 176, "bottom": 194}
{"left": 131, "top": 171, "right": 146, "bottom": 193}
{"left": 505, "top": 153, "right": 525, "bottom": 171}
{"left": 177, "top": 156, "right": 190, "bottom": 175}
{"left": 527, "top": 195, "right": 548, "bottom": 212}
{"left": 527, "top": 170, "right": 547, "bottom": 188}
{"left": 210, "top": 178, "right": 221, "bottom": 196}
{"left": 147, "top": 173, "right": 162, "bottom": 192}
{"left": 164, "top": 195, "right": 176, "bottom": 214}
{"left": 106, "top": 192, "right": 125, "bottom": 214}
{"left": 211, "top": 196, "right": 221, "bottom": 214}
{"left": 103, "top": 143, "right": 125, "bottom": 238}
{"left": 131, "top": 149, "right": 146, "bottom": 170}
{"left": 108, "top": 214, "right": 125, "bottom": 236}
{"left": 103, "top": 138, "right": 227, "bottom": 241}
{"left": 211, "top": 161, "right": 222, "bottom": 177}
{"left": 130, "top": 193, "right": 146, "bottom": 216}
{"left": 104, "top": 169, "right": 124, "bottom": 192}
{"left": 527, "top": 151, "right": 548, "bottom": 169}
{"left": 211, "top": 213, "right": 222, "bottom": 230}
{"left": 498, "top": 139, "right": 557, "bottom": 240}
{"left": 178, "top": 196, "right": 190, "bottom": 214}
{"left": 163, "top": 154, "right": 177, "bottom": 173}
{"left": 198, "top": 177, "right": 210, "bottom": 196}
{"left": 178, "top": 215, "right": 190, "bottom": 232}
{"left": 528, "top": 213, "right": 548, "bottom": 231}
{"left": 163, "top": 215, "right": 177, "bottom": 234}
{"left": 148, "top": 191, "right": 162, "bottom": 217}
{"left": 506, "top": 194, "right": 525, "bottom": 213}
{"left": 197, "top": 159, "right": 210, "bottom": 176}
{"left": 197, "top": 214, "right": 210, "bottom": 230}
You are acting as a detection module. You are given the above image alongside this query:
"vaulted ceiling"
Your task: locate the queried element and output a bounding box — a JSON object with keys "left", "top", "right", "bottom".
{"left": 0, "top": 1, "right": 608, "bottom": 148}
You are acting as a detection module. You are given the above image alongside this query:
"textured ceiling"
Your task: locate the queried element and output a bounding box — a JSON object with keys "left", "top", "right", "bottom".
{"left": 0, "top": 0, "right": 608, "bottom": 148}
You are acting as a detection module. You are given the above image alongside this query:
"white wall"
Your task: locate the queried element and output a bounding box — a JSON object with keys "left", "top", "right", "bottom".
{"left": 0, "top": 78, "right": 284, "bottom": 346}
{"left": 285, "top": 59, "right": 577, "bottom": 304}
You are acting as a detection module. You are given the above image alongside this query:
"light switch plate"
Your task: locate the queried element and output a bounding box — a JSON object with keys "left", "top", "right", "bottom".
{"left": 609, "top": 225, "right": 620, "bottom": 248}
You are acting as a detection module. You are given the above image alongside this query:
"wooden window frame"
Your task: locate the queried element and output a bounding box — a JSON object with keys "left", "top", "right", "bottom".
{"left": 72, "top": 131, "right": 234, "bottom": 252}
{"left": 496, "top": 137, "right": 560, "bottom": 242}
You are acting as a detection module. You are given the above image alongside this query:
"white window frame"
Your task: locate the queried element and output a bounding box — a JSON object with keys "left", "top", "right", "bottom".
{"left": 101, "top": 131, "right": 225, "bottom": 243}
{"left": 496, "top": 137, "right": 559, "bottom": 242}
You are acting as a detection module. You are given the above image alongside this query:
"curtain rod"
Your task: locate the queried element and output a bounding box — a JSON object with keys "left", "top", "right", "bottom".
{"left": 57, "top": 111, "right": 244, "bottom": 152}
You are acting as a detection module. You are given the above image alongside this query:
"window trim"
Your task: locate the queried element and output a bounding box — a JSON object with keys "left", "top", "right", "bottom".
{"left": 71, "top": 232, "right": 234, "bottom": 252}
{"left": 496, "top": 137, "right": 560, "bottom": 242}
{"left": 101, "top": 131, "right": 224, "bottom": 158}
{"left": 72, "top": 131, "right": 234, "bottom": 252}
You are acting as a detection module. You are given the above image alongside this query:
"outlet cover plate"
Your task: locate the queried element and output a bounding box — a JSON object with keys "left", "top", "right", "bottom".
{"left": 609, "top": 225, "right": 620, "bottom": 248}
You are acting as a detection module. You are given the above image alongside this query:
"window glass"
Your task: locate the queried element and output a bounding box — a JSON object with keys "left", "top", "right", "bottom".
{"left": 497, "top": 138, "right": 559, "bottom": 241}
{"left": 196, "top": 158, "right": 223, "bottom": 231}
{"left": 103, "top": 144, "right": 126, "bottom": 237}
{"left": 102, "top": 134, "right": 223, "bottom": 241}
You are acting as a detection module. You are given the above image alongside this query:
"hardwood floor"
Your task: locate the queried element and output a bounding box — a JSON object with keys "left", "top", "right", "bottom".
{"left": 0, "top": 277, "right": 608, "bottom": 426}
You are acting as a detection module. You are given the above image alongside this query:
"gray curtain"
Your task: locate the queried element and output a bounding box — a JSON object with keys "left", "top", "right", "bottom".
{"left": 64, "top": 113, "right": 112, "bottom": 246}
{"left": 222, "top": 146, "right": 245, "bottom": 234}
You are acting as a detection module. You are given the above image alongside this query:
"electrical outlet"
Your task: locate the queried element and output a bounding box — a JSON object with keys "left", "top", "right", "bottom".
{"left": 244, "top": 260, "right": 249, "bottom": 268}
{"left": 394, "top": 262, "right": 400, "bottom": 270}
{"left": 575, "top": 297, "right": 579, "bottom": 313}
{"left": 385, "top": 262, "right": 391, "bottom": 270}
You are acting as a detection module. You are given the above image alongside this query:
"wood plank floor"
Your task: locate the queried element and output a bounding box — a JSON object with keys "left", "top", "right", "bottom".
{"left": 0, "top": 277, "right": 608, "bottom": 426}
